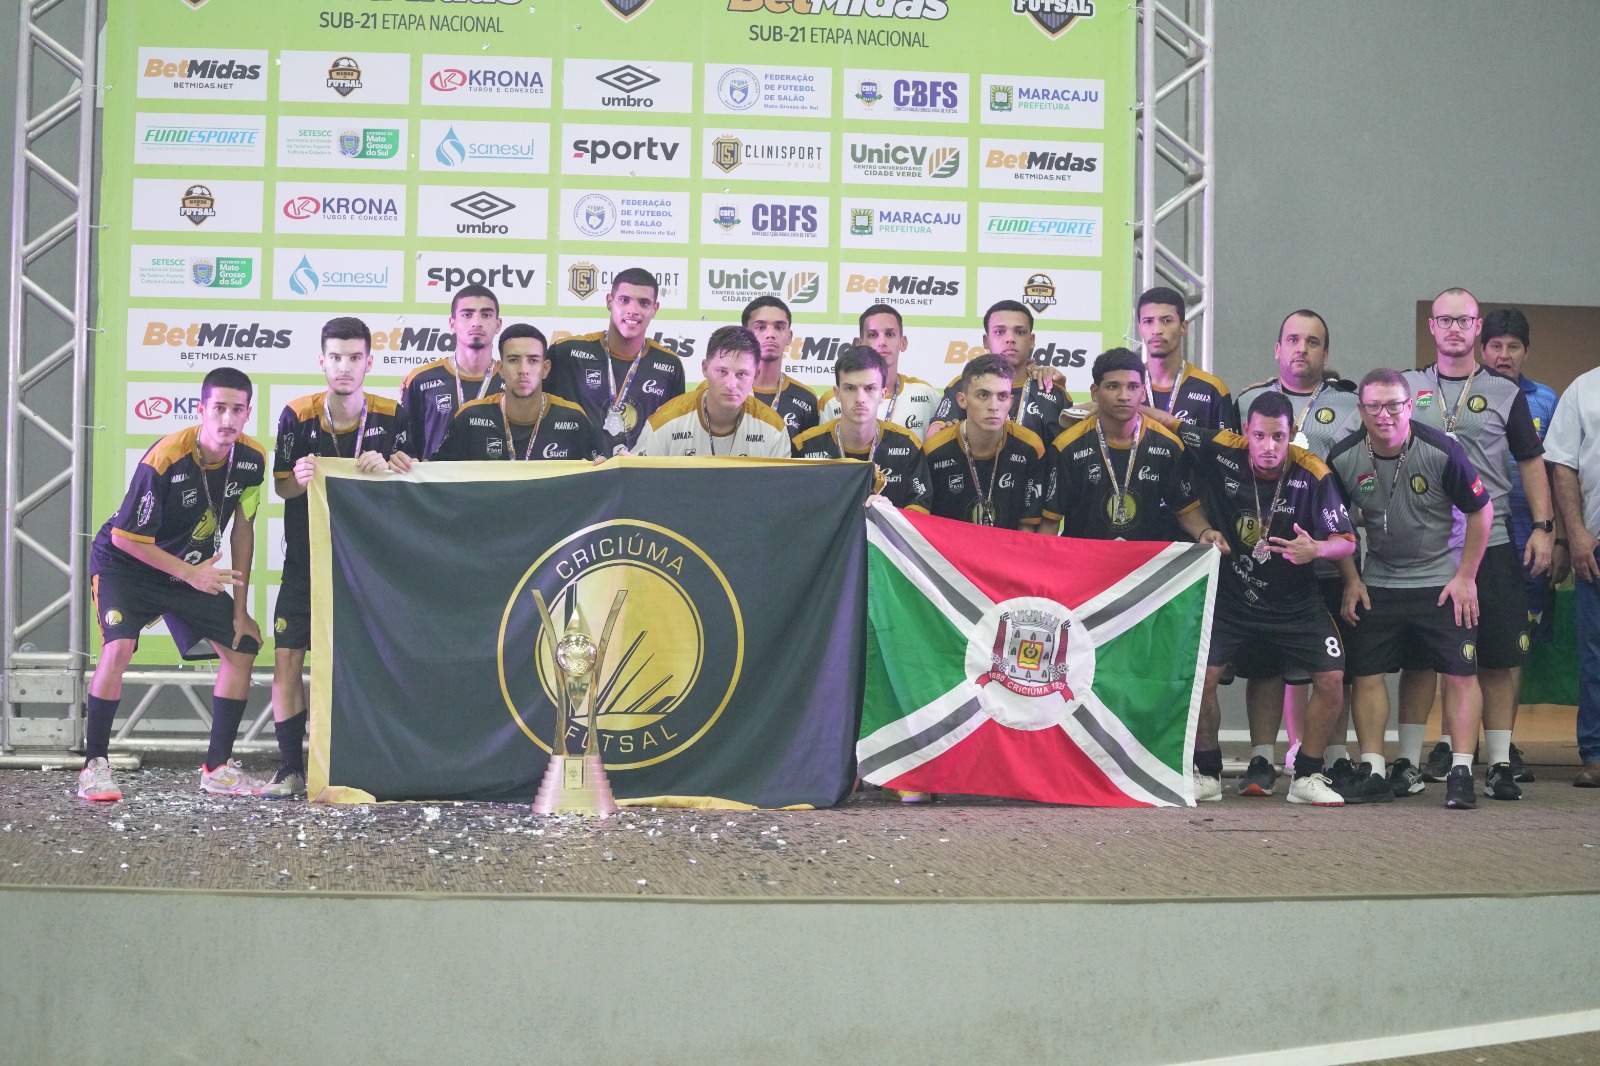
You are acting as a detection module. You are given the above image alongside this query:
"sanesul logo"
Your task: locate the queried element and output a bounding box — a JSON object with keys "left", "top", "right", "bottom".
{"left": 419, "top": 120, "right": 551, "bottom": 174}
{"left": 275, "top": 248, "right": 403, "bottom": 302}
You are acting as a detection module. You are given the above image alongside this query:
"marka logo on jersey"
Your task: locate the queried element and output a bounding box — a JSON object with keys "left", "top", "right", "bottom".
{"left": 179, "top": 184, "right": 216, "bottom": 226}
{"left": 140, "top": 320, "right": 292, "bottom": 350}
{"left": 845, "top": 272, "right": 959, "bottom": 297}
{"left": 143, "top": 56, "right": 262, "bottom": 84}
{"left": 326, "top": 57, "right": 363, "bottom": 97}
{"left": 727, "top": 0, "right": 948, "bottom": 20}
{"left": 1013, "top": 0, "right": 1095, "bottom": 37}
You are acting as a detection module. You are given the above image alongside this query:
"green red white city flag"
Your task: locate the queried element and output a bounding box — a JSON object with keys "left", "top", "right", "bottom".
{"left": 860, "top": 504, "right": 1218, "bottom": 807}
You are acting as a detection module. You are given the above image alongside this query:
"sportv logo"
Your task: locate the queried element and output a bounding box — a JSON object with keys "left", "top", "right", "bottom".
{"left": 424, "top": 262, "right": 538, "bottom": 292}
{"left": 570, "top": 135, "right": 680, "bottom": 164}
{"left": 726, "top": 0, "right": 948, "bottom": 18}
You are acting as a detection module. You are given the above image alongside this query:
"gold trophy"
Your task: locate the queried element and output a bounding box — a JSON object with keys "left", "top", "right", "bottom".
{"left": 529, "top": 589, "right": 627, "bottom": 817}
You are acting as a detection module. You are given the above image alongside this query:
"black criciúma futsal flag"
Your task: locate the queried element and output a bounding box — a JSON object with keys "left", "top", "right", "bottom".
{"left": 307, "top": 457, "right": 870, "bottom": 808}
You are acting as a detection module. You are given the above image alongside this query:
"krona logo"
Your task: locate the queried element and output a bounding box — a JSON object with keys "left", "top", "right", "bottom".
{"left": 282, "top": 197, "right": 320, "bottom": 220}
{"left": 134, "top": 397, "right": 173, "bottom": 420}
{"left": 430, "top": 69, "right": 468, "bottom": 92}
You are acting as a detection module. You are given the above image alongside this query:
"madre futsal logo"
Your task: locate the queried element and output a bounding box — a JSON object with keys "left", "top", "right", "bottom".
{"left": 1012, "top": 0, "right": 1096, "bottom": 37}
{"left": 498, "top": 521, "right": 743, "bottom": 769}
{"left": 967, "top": 597, "right": 1094, "bottom": 730}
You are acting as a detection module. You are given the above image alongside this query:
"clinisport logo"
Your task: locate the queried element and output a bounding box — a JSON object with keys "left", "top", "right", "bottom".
{"left": 498, "top": 520, "right": 743, "bottom": 769}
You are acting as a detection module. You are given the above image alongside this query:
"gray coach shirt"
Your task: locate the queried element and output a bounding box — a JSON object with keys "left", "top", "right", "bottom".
{"left": 1327, "top": 423, "right": 1490, "bottom": 589}
{"left": 1403, "top": 365, "right": 1543, "bottom": 548}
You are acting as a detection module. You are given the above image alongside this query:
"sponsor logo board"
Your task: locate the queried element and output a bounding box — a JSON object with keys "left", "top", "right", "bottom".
{"left": 273, "top": 182, "right": 407, "bottom": 236}
{"left": 979, "top": 138, "right": 1103, "bottom": 191}
{"left": 981, "top": 74, "right": 1105, "bottom": 128}
{"left": 421, "top": 119, "right": 551, "bottom": 174}
{"left": 703, "top": 129, "right": 829, "bottom": 182}
{"left": 414, "top": 252, "right": 547, "bottom": 306}
{"left": 276, "top": 52, "right": 411, "bottom": 104}
{"left": 558, "top": 190, "right": 688, "bottom": 243}
{"left": 273, "top": 247, "right": 405, "bottom": 303}
{"left": 561, "top": 123, "right": 692, "bottom": 179}
{"left": 841, "top": 133, "right": 967, "bottom": 186}
{"left": 842, "top": 69, "right": 967, "bottom": 123}
{"left": 977, "top": 202, "right": 1102, "bottom": 257}
{"left": 130, "top": 245, "right": 261, "bottom": 299}
{"left": 416, "top": 185, "right": 548, "bottom": 240}
{"left": 699, "top": 259, "right": 827, "bottom": 312}
{"left": 561, "top": 58, "right": 693, "bottom": 113}
{"left": 838, "top": 263, "right": 965, "bottom": 318}
{"left": 276, "top": 117, "right": 406, "bottom": 170}
{"left": 557, "top": 256, "right": 688, "bottom": 308}
{"left": 135, "top": 113, "right": 266, "bottom": 167}
{"left": 136, "top": 48, "right": 266, "bottom": 101}
{"left": 127, "top": 382, "right": 205, "bottom": 435}
{"left": 421, "top": 54, "right": 551, "bottom": 108}
{"left": 130, "top": 179, "right": 263, "bottom": 233}
{"left": 838, "top": 198, "right": 967, "bottom": 253}
{"left": 703, "top": 63, "right": 831, "bottom": 117}
{"left": 698, "top": 194, "right": 829, "bottom": 249}
{"left": 977, "top": 267, "right": 1102, "bottom": 321}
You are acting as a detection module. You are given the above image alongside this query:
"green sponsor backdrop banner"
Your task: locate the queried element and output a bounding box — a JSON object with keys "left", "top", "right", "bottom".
{"left": 95, "top": 0, "right": 1134, "bottom": 662}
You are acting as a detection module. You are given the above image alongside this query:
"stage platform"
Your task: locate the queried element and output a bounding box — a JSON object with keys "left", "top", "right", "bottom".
{"left": 3, "top": 743, "right": 1598, "bottom": 1065}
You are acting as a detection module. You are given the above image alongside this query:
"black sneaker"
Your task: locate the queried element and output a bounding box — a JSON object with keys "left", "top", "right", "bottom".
{"left": 1509, "top": 744, "right": 1534, "bottom": 783}
{"left": 1444, "top": 765, "right": 1477, "bottom": 809}
{"left": 1334, "top": 765, "right": 1395, "bottom": 804}
{"left": 1422, "top": 741, "right": 1453, "bottom": 782}
{"left": 1326, "top": 757, "right": 1360, "bottom": 789}
{"left": 1485, "top": 761, "right": 1523, "bottom": 801}
{"left": 1388, "top": 758, "right": 1426, "bottom": 797}
{"left": 1236, "top": 755, "right": 1278, "bottom": 796}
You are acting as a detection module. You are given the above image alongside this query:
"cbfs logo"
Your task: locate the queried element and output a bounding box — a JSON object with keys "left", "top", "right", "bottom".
{"left": 1013, "top": 0, "right": 1096, "bottom": 37}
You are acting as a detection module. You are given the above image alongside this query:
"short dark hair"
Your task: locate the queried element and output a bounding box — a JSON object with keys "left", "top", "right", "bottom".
{"left": 320, "top": 316, "right": 371, "bottom": 353}
{"left": 858, "top": 302, "right": 903, "bottom": 336}
{"left": 1358, "top": 368, "right": 1410, "bottom": 401}
{"left": 1246, "top": 391, "right": 1295, "bottom": 425}
{"left": 611, "top": 267, "right": 659, "bottom": 299}
{"left": 835, "top": 344, "right": 888, "bottom": 387}
{"left": 450, "top": 284, "right": 499, "bottom": 317}
{"left": 705, "top": 325, "right": 759, "bottom": 363}
{"left": 1091, "top": 347, "right": 1145, "bottom": 385}
{"left": 1481, "top": 307, "right": 1530, "bottom": 348}
{"left": 498, "top": 322, "right": 549, "bottom": 356}
{"left": 960, "top": 354, "right": 1012, "bottom": 392}
{"left": 201, "top": 366, "right": 253, "bottom": 404}
{"left": 1278, "top": 308, "right": 1329, "bottom": 350}
{"left": 741, "top": 295, "right": 791, "bottom": 329}
{"left": 1137, "top": 286, "right": 1187, "bottom": 321}
{"left": 982, "top": 300, "right": 1034, "bottom": 334}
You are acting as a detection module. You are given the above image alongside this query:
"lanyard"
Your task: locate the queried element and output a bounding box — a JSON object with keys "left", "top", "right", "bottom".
{"left": 319, "top": 395, "right": 368, "bottom": 459}
{"left": 702, "top": 392, "right": 744, "bottom": 457}
{"left": 1250, "top": 465, "right": 1289, "bottom": 562}
{"left": 1155, "top": 359, "right": 1187, "bottom": 416}
{"left": 191, "top": 440, "right": 235, "bottom": 558}
{"left": 500, "top": 394, "right": 548, "bottom": 461}
{"left": 1096, "top": 415, "right": 1143, "bottom": 525}
{"left": 1433, "top": 366, "right": 1477, "bottom": 435}
{"left": 450, "top": 357, "right": 494, "bottom": 411}
{"left": 1275, "top": 380, "right": 1325, "bottom": 435}
{"left": 1366, "top": 434, "right": 1412, "bottom": 536}
{"left": 881, "top": 377, "right": 904, "bottom": 422}
{"left": 960, "top": 422, "right": 1005, "bottom": 526}
{"left": 603, "top": 328, "right": 645, "bottom": 422}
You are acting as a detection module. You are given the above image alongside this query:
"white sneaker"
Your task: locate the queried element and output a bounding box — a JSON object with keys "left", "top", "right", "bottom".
{"left": 77, "top": 757, "right": 121, "bottom": 802}
{"left": 1192, "top": 772, "right": 1222, "bottom": 803}
{"left": 1287, "top": 772, "right": 1345, "bottom": 807}
{"left": 199, "top": 758, "right": 265, "bottom": 796}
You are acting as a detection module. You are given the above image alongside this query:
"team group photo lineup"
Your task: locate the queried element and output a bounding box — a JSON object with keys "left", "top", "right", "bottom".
{"left": 78, "top": 266, "right": 1600, "bottom": 812}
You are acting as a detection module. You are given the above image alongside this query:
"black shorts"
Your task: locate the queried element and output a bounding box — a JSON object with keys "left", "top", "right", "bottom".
{"left": 1210, "top": 600, "right": 1344, "bottom": 676}
{"left": 1523, "top": 570, "right": 1555, "bottom": 646}
{"left": 273, "top": 571, "right": 311, "bottom": 651}
{"left": 1348, "top": 585, "right": 1477, "bottom": 678}
{"left": 1238, "top": 576, "right": 1349, "bottom": 683}
{"left": 92, "top": 567, "right": 261, "bottom": 661}
{"left": 1399, "top": 543, "right": 1527, "bottom": 671}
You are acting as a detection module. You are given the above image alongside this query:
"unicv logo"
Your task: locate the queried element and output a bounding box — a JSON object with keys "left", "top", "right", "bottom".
{"left": 289, "top": 256, "right": 319, "bottom": 295}
{"left": 436, "top": 128, "right": 467, "bottom": 167}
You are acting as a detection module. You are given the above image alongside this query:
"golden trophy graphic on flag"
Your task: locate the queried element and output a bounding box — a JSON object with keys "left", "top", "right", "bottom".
{"left": 529, "top": 588, "right": 627, "bottom": 816}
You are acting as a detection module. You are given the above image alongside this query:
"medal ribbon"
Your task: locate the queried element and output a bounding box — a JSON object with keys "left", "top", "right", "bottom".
{"left": 191, "top": 439, "right": 235, "bottom": 558}
{"left": 319, "top": 394, "right": 368, "bottom": 460}
{"left": 1095, "top": 415, "right": 1144, "bottom": 524}
{"left": 1433, "top": 366, "right": 1478, "bottom": 434}
{"left": 960, "top": 421, "right": 1006, "bottom": 525}
{"left": 501, "top": 394, "right": 549, "bottom": 461}
{"left": 603, "top": 327, "right": 645, "bottom": 425}
{"left": 450, "top": 357, "right": 495, "bottom": 412}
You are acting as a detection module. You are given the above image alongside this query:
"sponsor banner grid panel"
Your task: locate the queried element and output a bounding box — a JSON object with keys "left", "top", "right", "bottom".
{"left": 96, "top": 1, "right": 1134, "bottom": 661}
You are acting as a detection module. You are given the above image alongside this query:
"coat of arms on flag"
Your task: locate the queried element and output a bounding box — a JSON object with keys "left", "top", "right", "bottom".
{"left": 859, "top": 503, "right": 1218, "bottom": 807}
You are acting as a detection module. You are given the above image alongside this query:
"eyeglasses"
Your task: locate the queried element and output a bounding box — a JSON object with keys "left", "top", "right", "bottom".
{"left": 1431, "top": 315, "right": 1478, "bottom": 330}
{"left": 1360, "top": 401, "right": 1409, "bottom": 416}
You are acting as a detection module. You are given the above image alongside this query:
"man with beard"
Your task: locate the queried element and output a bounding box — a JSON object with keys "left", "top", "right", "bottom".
{"left": 818, "top": 303, "right": 943, "bottom": 440}
{"left": 633, "top": 326, "right": 791, "bottom": 458}
{"left": 742, "top": 295, "right": 819, "bottom": 441}
{"left": 1137, "top": 286, "right": 1237, "bottom": 451}
{"left": 545, "top": 267, "right": 685, "bottom": 456}
{"left": 927, "top": 301, "right": 1068, "bottom": 440}
{"left": 399, "top": 284, "right": 504, "bottom": 459}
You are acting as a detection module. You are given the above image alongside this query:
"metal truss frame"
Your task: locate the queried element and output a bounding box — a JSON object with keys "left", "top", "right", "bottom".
{"left": 1135, "top": 0, "right": 1215, "bottom": 371}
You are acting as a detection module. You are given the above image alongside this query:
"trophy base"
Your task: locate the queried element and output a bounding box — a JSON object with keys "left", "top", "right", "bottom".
{"left": 531, "top": 754, "right": 617, "bottom": 817}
